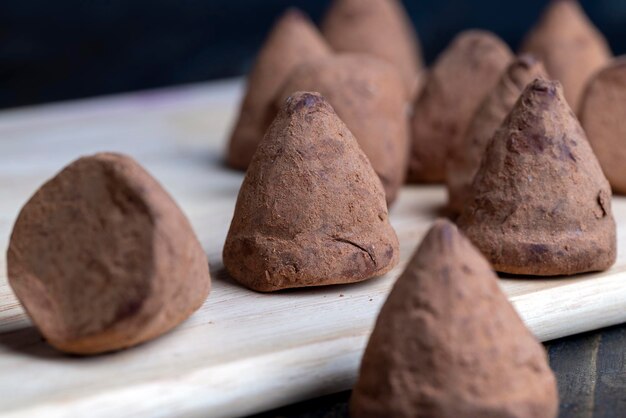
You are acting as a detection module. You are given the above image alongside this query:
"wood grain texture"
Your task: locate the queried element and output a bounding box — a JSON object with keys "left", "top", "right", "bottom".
{"left": 0, "top": 78, "right": 625, "bottom": 417}
{"left": 549, "top": 332, "right": 601, "bottom": 417}
{"left": 589, "top": 326, "right": 626, "bottom": 417}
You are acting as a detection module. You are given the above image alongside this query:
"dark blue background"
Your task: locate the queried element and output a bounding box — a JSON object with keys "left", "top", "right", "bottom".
{"left": 1, "top": 1, "right": 625, "bottom": 109}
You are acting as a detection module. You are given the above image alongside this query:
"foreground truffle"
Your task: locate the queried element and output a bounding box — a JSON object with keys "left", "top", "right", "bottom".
{"left": 7, "top": 153, "right": 211, "bottom": 354}
{"left": 226, "top": 9, "right": 331, "bottom": 170}
{"left": 321, "top": 0, "right": 422, "bottom": 95}
{"left": 276, "top": 54, "right": 409, "bottom": 205}
{"left": 579, "top": 58, "right": 626, "bottom": 194}
{"left": 351, "top": 220, "right": 558, "bottom": 418}
{"left": 458, "top": 79, "right": 616, "bottom": 276}
{"left": 521, "top": 0, "right": 611, "bottom": 110}
{"left": 223, "top": 92, "right": 399, "bottom": 291}
{"left": 446, "top": 55, "right": 547, "bottom": 215}
{"left": 408, "top": 30, "right": 512, "bottom": 183}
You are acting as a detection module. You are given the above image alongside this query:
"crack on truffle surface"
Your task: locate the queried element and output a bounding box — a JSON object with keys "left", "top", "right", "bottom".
{"left": 596, "top": 190, "right": 609, "bottom": 218}
{"left": 331, "top": 236, "right": 378, "bottom": 267}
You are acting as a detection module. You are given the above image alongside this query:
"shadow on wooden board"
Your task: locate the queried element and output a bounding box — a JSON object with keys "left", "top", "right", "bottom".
{"left": 0, "top": 326, "right": 61, "bottom": 359}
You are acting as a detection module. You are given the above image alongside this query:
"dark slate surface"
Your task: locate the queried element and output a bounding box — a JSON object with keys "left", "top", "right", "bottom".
{"left": 253, "top": 324, "right": 626, "bottom": 418}
{"left": 1, "top": 0, "right": 625, "bottom": 108}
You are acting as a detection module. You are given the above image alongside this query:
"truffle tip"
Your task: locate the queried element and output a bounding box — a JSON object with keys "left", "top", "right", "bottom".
{"left": 527, "top": 78, "right": 560, "bottom": 96}
{"left": 423, "top": 219, "right": 461, "bottom": 251}
{"left": 431, "top": 218, "right": 457, "bottom": 235}
{"left": 284, "top": 91, "right": 328, "bottom": 114}
{"left": 282, "top": 7, "right": 307, "bottom": 21}
{"left": 516, "top": 53, "right": 539, "bottom": 69}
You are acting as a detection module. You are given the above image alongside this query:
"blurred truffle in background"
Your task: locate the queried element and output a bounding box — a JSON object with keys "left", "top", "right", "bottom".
{"left": 1, "top": 0, "right": 625, "bottom": 109}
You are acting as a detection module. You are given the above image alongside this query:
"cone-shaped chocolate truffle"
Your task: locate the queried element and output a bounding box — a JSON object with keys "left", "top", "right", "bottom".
{"left": 458, "top": 79, "right": 616, "bottom": 276}
{"left": 321, "top": 0, "right": 422, "bottom": 95}
{"left": 351, "top": 220, "right": 558, "bottom": 418}
{"left": 223, "top": 92, "right": 399, "bottom": 291}
{"left": 521, "top": 0, "right": 611, "bottom": 110}
{"left": 7, "top": 153, "right": 211, "bottom": 354}
{"left": 226, "top": 9, "right": 331, "bottom": 170}
{"left": 408, "top": 30, "right": 512, "bottom": 183}
{"left": 276, "top": 54, "right": 409, "bottom": 205}
{"left": 580, "top": 58, "right": 626, "bottom": 194}
{"left": 446, "top": 55, "right": 547, "bottom": 215}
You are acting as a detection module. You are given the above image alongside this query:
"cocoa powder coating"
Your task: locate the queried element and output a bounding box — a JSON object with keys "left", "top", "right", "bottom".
{"left": 223, "top": 92, "right": 399, "bottom": 292}
{"left": 521, "top": 0, "right": 612, "bottom": 110}
{"left": 351, "top": 220, "right": 558, "bottom": 418}
{"left": 579, "top": 58, "right": 626, "bottom": 194}
{"left": 408, "top": 30, "right": 512, "bottom": 183}
{"left": 321, "top": 0, "right": 422, "bottom": 96}
{"left": 7, "top": 153, "right": 211, "bottom": 354}
{"left": 458, "top": 79, "right": 616, "bottom": 276}
{"left": 226, "top": 9, "right": 331, "bottom": 170}
{"left": 446, "top": 55, "right": 547, "bottom": 215}
{"left": 276, "top": 54, "right": 410, "bottom": 205}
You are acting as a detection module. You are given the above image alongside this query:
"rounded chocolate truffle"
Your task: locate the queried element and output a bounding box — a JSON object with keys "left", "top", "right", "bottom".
{"left": 227, "top": 9, "right": 331, "bottom": 170}
{"left": 579, "top": 58, "right": 626, "bottom": 194}
{"left": 446, "top": 55, "right": 547, "bottom": 215}
{"left": 224, "top": 92, "right": 399, "bottom": 291}
{"left": 321, "top": 0, "right": 423, "bottom": 96}
{"left": 521, "top": 0, "right": 611, "bottom": 109}
{"left": 351, "top": 220, "right": 558, "bottom": 418}
{"left": 276, "top": 54, "right": 409, "bottom": 205}
{"left": 458, "top": 80, "right": 616, "bottom": 276}
{"left": 7, "top": 153, "right": 211, "bottom": 354}
{"left": 408, "top": 30, "right": 512, "bottom": 183}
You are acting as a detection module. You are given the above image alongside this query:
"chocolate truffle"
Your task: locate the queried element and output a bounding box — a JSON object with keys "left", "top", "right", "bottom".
{"left": 276, "top": 54, "right": 409, "bottom": 205}
{"left": 446, "top": 55, "right": 547, "bottom": 215}
{"left": 226, "top": 9, "right": 331, "bottom": 170}
{"left": 351, "top": 220, "right": 558, "bottom": 418}
{"left": 458, "top": 79, "right": 616, "bottom": 276}
{"left": 223, "top": 92, "right": 399, "bottom": 291}
{"left": 7, "top": 153, "right": 211, "bottom": 355}
{"left": 321, "top": 0, "right": 422, "bottom": 95}
{"left": 408, "top": 30, "right": 512, "bottom": 183}
{"left": 521, "top": 0, "right": 611, "bottom": 110}
{"left": 579, "top": 58, "right": 626, "bottom": 194}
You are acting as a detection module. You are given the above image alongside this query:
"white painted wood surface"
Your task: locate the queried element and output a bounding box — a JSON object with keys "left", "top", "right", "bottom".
{"left": 1, "top": 78, "right": 625, "bottom": 418}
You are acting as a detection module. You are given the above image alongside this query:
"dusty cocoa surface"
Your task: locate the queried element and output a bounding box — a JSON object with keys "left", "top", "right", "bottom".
{"left": 223, "top": 92, "right": 399, "bottom": 292}
{"left": 321, "top": 0, "right": 422, "bottom": 96}
{"left": 446, "top": 55, "right": 547, "bottom": 215}
{"left": 408, "top": 30, "right": 512, "bottom": 183}
{"left": 275, "top": 54, "right": 410, "bottom": 205}
{"left": 227, "top": 9, "right": 331, "bottom": 170}
{"left": 351, "top": 220, "right": 558, "bottom": 418}
{"left": 521, "top": 0, "right": 611, "bottom": 110}
{"left": 7, "top": 153, "right": 211, "bottom": 354}
{"left": 579, "top": 58, "right": 626, "bottom": 194}
{"left": 458, "top": 79, "right": 616, "bottom": 276}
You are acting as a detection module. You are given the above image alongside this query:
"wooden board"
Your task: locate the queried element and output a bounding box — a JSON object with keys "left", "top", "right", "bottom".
{"left": 1, "top": 79, "right": 625, "bottom": 418}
